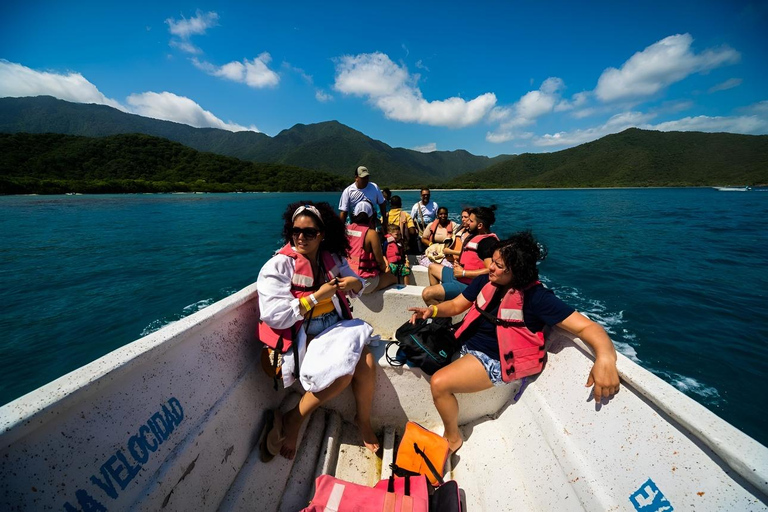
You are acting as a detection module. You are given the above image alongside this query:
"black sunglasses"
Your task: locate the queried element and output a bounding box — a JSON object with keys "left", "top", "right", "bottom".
{"left": 292, "top": 227, "right": 320, "bottom": 240}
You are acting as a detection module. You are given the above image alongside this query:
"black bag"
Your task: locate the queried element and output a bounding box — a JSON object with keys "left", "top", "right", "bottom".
{"left": 429, "top": 480, "right": 462, "bottom": 511}
{"left": 386, "top": 318, "right": 461, "bottom": 375}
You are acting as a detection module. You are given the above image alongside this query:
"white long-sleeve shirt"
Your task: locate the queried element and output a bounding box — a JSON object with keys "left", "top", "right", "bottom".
{"left": 256, "top": 249, "right": 364, "bottom": 388}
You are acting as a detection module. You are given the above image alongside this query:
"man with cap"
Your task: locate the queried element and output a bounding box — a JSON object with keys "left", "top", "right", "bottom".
{"left": 339, "top": 166, "right": 387, "bottom": 227}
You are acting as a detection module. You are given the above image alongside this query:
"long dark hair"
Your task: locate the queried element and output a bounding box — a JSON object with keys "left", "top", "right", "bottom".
{"left": 494, "top": 231, "right": 548, "bottom": 289}
{"left": 281, "top": 201, "right": 351, "bottom": 259}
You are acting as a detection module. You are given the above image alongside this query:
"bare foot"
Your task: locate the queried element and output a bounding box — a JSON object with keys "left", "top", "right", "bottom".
{"left": 280, "top": 409, "right": 302, "bottom": 460}
{"left": 446, "top": 436, "right": 463, "bottom": 454}
{"left": 355, "top": 416, "right": 380, "bottom": 454}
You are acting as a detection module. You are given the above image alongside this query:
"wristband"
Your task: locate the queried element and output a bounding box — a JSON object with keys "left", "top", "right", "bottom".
{"left": 308, "top": 294, "right": 319, "bottom": 306}
{"left": 462, "top": 270, "right": 466, "bottom": 278}
{"left": 431, "top": 305, "right": 438, "bottom": 318}
{"left": 300, "top": 297, "right": 312, "bottom": 311}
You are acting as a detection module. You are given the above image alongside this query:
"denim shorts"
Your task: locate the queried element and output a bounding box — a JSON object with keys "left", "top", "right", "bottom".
{"left": 460, "top": 345, "right": 505, "bottom": 386}
{"left": 305, "top": 310, "right": 341, "bottom": 337}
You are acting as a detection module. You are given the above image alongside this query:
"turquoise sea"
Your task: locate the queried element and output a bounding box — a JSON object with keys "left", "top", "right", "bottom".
{"left": 1, "top": 189, "right": 767, "bottom": 445}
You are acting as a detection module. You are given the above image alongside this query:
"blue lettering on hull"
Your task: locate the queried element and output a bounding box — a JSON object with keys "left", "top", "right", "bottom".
{"left": 62, "top": 397, "right": 184, "bottom": 511}
{"left": 630, "top": 478, "right": 674, "bottom": 512}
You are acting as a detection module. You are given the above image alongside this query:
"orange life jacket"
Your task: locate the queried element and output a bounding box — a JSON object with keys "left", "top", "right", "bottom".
{"left": 453, "top": 281, "right": 545, "bottom": 382}
{"left": 385, "top": 234, "right": 405, "bottom": 264}
{"left": 457, "top": 233, "right": 498, "bottom": 283}
{"left": 346, "top": 223, "right": 379, "bottom": 278}
{"left": 257, "top": 244, "right": 352, "bottom": 354}
{"left": 426, "top": 219, "right": 453, "bottom": 243}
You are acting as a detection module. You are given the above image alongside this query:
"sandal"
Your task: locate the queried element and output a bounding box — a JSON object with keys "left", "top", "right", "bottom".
{"left": 259, "top": 409, "right": 285, "bottom": 463}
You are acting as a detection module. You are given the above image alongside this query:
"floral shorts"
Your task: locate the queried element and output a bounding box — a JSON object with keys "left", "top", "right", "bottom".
{"left": 460, "top": 345, "right": 505, "bottom": 386}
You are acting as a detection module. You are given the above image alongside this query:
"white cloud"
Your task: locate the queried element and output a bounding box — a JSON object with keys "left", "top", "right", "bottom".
{"left": 412, "top": 142, "right": 437, "bottom": 153}
{"left": 486, "top": 78, "right": 567, "bottom": 141}
{"left": 555, "top": 91, "right": 589, "bottom": 112}
{"left": 739, "top": 100, "right": 768, "bottom": 115}
{"left": 530, "top": 106, "right": 767, "bottom": 148}
{"left": 333, "top": 52, "right": 495, "bottom": 128}
{"left": 193, "top": 53, "right": 279, "bottom": 88}
{"left": 651, "top": 115, "right": 766, "bottom": 133}
{"left": 595, "top": 34, "right": 740, "bottom": 102}
{"left": 126, "top": 92, "right": 258, "bottom": 132}
{"left": 708, "top": 78, "right": 742, "bottom": 93}
{"left": 315, "top": 90, "right": 333, "bottom": 102}
{"left": 166, "top": 10, "right": 218, "bottom": 54}
{"left": 0, "top": 60, "right": 125, "bottom": 110}
{"left": 1, "top": 60, "right": 259, "bottom": 133}
{"left": 532, "top": 111, "right": 657, "bottom": 147}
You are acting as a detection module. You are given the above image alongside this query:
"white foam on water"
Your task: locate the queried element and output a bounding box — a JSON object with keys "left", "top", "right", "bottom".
{"left": 182, "top": 298, "right": 215, "bottom": 315}
{"left": 655, "top": 370, "right": 722, "bottom": 405}
{"left": 540, "top": 276, "right": 641, "bottom": 362}
{"left": 140, "top": 317, "right": 178, "bottom": 337}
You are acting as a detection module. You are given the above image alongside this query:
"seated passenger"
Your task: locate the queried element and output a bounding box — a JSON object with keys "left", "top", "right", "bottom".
{"left": 257, "top": 201, "right": 379, "bottom": 460}
{"left": 385, "top": 224, "right": 411, "bottom": 285}
{"left": 422, "top": 206, "right": 499, "bottom": 305}
{"left": 387, "top": 195, "right": 417, "bottom": 252}
{"left": 421, "top": 206, "right": 458, "bottom": 248}
{"left": 409, "top": 232, "right": 621, "bottom": 453}
{"left": 442, "top": 207, "right": 471, "bottom": 265}
{"left": 346, "top": 202, "right": 398, "bottom": 293}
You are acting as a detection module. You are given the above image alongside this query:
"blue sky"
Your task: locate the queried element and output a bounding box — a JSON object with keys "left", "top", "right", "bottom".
{"left": 1, "top": 1, "right": 766, "bottom": 156}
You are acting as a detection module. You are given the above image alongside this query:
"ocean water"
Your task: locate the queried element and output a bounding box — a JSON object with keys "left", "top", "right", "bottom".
{"left": 1, "top": 189, "right": 767, "bottom": 445}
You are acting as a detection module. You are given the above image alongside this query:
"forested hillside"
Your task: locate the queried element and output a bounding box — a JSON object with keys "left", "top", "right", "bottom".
{"left": 0, "top": 133, "right": 347, "bottom": 194}
{"left": 0, "top": 96, "right": 510, "bottom": 185}
{"left": 448, "top": 128, "right": 768, "bottom": 188}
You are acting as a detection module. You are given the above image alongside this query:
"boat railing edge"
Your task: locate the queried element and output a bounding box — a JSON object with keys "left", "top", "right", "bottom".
{"left": 0, "top": 283, "right": 261, "bottom": 444}
{"left": 553, "top": 327, "right": 768, "bottom": 497}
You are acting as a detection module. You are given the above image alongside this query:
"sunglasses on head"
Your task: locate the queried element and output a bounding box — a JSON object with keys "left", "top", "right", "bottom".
{"left": 292, "top": 227, "right": 321, "bottom": 240}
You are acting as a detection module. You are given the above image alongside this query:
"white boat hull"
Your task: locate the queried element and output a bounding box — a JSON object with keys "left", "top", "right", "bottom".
{"left": 1, "top": 272, "right": 766, "bottom": 511}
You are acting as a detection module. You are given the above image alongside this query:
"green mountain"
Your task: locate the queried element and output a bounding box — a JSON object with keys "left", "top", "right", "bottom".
{"left": 0, "top": 96, "right": 510, "bottom": 185}
{"left": 0, "top": 132, "right": 347, "bottom": 194}
{"left": 447, "top": 128, "right": 768, "bottom": 188}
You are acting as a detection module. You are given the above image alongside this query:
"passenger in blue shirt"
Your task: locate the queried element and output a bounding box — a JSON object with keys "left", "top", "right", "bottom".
{"left": 409, "top": 232, "right": 620, "bottom": 453}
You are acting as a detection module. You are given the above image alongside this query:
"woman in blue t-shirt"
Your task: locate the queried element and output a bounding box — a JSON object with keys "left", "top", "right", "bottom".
{"left": 409, "top": 232, "right": 620, "bottom": 453}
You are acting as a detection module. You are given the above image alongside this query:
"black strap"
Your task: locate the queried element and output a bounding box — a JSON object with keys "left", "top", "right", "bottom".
{"left": 404, "top": 475, "right": 410, "bottom": 496}
{"left": 413, "top": 443, "right": 444, "bottom": 485}
{"left": 387, "top": 475, "right": 395, "bottom": 493}
{"left": 272, "top": 337, "right": 283, "bottom": 391}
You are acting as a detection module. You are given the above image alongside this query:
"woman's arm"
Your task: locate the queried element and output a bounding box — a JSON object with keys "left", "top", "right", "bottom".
{"left": 257, "top": 255, "right": 306, "bottom": 329}
{"left": 557, "top": 312, "right": 620, "bottom": 400}
{"left": 366, "top": 228, "right": 390, "bottom": 273}
{"left": 408, "top": 294, "right": 473, "bottom": 322}
{"left": 335, "top": 255, "right": 364, "bottom": 296}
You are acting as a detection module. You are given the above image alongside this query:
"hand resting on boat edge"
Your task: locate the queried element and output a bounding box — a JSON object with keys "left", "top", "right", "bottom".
{"left": 409, "top": 232, "right": 620, "bottom": 452}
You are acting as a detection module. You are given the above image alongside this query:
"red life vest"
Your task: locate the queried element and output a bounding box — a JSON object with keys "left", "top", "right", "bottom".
{"left": 457, "top": 233, "right": 498, "bottom": 283}
{"left": 385, "top": 234, "right": 405, "bottom": 263}
{"left": 346, "top": 223, "right": 379, "bottom": 278}
{"left": 257, "top": 244, "right": 352, "bottom": 353}
{"left": 454, "top": 281, "right": 545, "bottom": 382}
{"left": 426, "top": 219, "right": 453, "bottom": 243}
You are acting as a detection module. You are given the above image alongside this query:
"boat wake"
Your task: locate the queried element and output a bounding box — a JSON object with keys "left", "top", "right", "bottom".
{"left": 140, "top": 288, "right": 238, "bottom": 337}
{"left": 540, "top": 276, "right": 722, "bottom": 405}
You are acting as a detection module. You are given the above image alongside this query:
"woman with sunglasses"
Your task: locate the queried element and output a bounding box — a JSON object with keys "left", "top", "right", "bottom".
{"left": 257, "top": 201, "right": 378, "bottom": 460}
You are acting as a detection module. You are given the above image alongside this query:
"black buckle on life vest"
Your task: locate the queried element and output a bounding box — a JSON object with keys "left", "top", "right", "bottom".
{"left": 505, "top": 367, "right": 515, "bottom": 376}
{"left": 504, "top": 351, "right": 514, "bottom": 362}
